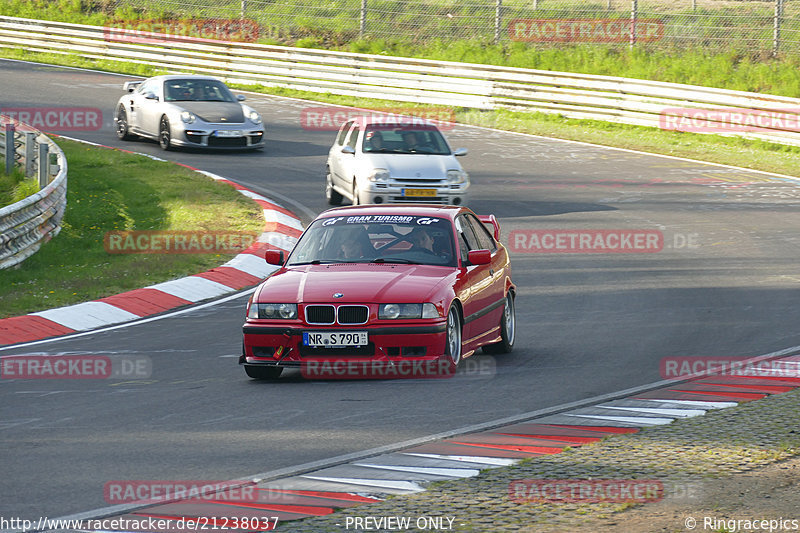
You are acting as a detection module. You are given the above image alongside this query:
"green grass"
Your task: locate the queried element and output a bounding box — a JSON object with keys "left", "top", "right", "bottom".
{"left": 0, "top": 166, "right": 37, "bottom": 207}
{"left": 0, "top": 138, "right": 264, "bottom": 318}
{"left": 2, "top": 0, "right": 795, "bottom": 53}
{"left": 3, "top": 0, "right": 800, "bottom": 94}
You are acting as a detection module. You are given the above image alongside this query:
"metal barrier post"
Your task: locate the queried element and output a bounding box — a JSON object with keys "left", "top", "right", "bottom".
{"left": 773, "top": 0, "right": 784, "bottom": 57}
{"left": 4, "top": 122, "right": 14, "bottom": 174}
{"left": 494, "top": 0, "right": 503, "bottom": 44}
{"left": 630, "top": 0, "right": 638, "bottom": 49}
{"left": 25, "top": 132, "right": 36, "bottom": 176}
{"left": 360, "top": 0, "right": 367, "bottom": 38}
{"left": 38, "top": 142, "right": 49, "bottom": 188}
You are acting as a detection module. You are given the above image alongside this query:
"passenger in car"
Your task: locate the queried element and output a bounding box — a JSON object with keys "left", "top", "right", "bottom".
{"left": 338, "top": 226, "right": 373, "bottom": 260}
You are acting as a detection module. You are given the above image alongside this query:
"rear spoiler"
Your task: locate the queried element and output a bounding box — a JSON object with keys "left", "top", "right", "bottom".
{"left": 123, "top": 81, "right": 142, "bottom": 93}
{"left": 477, "top": 214, "right": 500, "bottom": 241}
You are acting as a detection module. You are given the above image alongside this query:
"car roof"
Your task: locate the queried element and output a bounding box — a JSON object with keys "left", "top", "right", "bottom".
{"left": 317, "top": 204, "right": 467, "bottom": 221}
{"left": 146, "top": 75, "right": 224, "bottom": 83}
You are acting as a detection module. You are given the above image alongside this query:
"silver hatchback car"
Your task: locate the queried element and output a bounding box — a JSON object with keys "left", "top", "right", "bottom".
{"left": 326, "top": 118, "right": 469, "bottom": 206}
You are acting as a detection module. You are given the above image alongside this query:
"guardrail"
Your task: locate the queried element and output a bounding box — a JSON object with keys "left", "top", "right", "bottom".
{"left": 0, "top": 117, "right": 67, "bottom": 270}
{"left": 2, "top": 15, "right": 800, "bottom": 147}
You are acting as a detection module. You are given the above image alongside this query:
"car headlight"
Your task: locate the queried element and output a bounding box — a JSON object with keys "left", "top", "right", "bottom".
{"left": 247, "top": 110, "right": 262, "bottom": 125}
{"left": 248, "top": 303, "right": 297, "bottom": 319}
{"left": 379, "top": 303, "right": 439, "bottom": 319}
{"left": 447, "top": 169, "right": 466, "bottom": 184}
{"left": 367, "top": 168, "right": 391, "bottom": 183}
{"left": 180, "top": 111, "right": 196, "bottom": 124}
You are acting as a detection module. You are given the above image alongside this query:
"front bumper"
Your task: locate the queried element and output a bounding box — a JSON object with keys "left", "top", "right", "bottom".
{"left": 358, "top": 182, "right": 469, "bottom": 205}
{"left": 241, "top": 321, "right": 452, "bottom": 379}
{"left": 175, "top": 126, "right": 265, "bottom": 150}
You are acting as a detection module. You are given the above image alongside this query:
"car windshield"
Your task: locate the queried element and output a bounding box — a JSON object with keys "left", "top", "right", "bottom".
{"left": 163, "top": 79, "right": 237, "bottom": 102}
{"left": 287, "top": 215, "right": 457, "bottom": 267}
{"left": 362, "top": 125, "right": 451, "bottom": 155}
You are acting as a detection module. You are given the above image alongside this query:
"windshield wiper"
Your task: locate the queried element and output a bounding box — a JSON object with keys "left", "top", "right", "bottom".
{"left": 371, "top": 258, "right": 421, "bottom": 264}
{"left": 289, "top": 260, "right": 340, "bottom": 265}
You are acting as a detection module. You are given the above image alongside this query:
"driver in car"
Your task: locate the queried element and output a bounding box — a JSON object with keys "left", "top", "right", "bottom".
{"left": 410, "top": 227, "right": 436, "bottom": 253}
{"left": 409, "top": 227, "right": 452, "bottom": 263}
{"left": 366, "top": 131, "right": 385, "bottom": 152}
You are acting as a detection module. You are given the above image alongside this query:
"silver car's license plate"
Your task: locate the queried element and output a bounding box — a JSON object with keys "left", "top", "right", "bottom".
{"left": 303, "top": 331, "right": 368, "bottom": 347}
{"left": 214, "top": 130, "right": 244, "bottom": 137}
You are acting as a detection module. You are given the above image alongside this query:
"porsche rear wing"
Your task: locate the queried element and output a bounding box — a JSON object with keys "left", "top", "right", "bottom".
{"left": 477, "top": 214, "right": 500, "bottom": 241}
{"left": 123, "top": 81, "right": 142, "bottom": 93}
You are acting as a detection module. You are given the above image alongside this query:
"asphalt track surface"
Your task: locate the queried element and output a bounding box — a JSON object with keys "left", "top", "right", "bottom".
{"left": 3, "top": 59, "right": 800, "bottom": 521}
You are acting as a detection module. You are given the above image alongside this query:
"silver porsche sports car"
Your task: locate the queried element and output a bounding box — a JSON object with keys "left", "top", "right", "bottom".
{"left": 114, "top": 75, "right": 265, "bottom": 150}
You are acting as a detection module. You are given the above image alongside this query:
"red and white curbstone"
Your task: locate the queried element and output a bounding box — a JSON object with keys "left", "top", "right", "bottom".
{"left": 0, "top": 145, "right": 302, "bottom": 347}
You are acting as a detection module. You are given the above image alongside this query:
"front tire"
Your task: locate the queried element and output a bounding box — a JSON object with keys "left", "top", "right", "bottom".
{"left": 483, "top": 292, "right": 515, "bottom": 354}
{"left": 115, "top": 105, "right": 134, "bottom": 141}
{"left": 159, "top": 116, "right": 172, "bottom": 151}
{"left": 244, "top": 365, "right": 283, "bottom": 380}
{"left": 445, "top": 305, "right": 462, "bottom": 366}
{"left": 326, "top": 168, "right": 343, "bottom": 205}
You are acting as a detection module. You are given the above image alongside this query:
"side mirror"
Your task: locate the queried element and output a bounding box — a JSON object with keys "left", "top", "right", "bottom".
{"left": 453, "top": 148, "right": 468, "bottom": 157}
{"left": 467, "top": 249, "right": 491, "bottom": 265}
{"left": 265, "top": 249, "right": 285, "bottom": 266}
{"left": 341, "top": 146, "right": 356, "bottom": 155}
{"left": 236, "top": 94, "right": 246, "bottom": 101}
{"left": 144, "top": 92, "right": 158, "bottom": 100}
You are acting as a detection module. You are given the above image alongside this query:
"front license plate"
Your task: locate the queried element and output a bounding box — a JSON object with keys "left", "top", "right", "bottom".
{"left": 303, "top": 331, "right": 368, "bottom": 347}
{"left": 402, "top": 188, "right": 437, "bottom": 197}
{"left": 214, "top": 130, "right": 244, "bottom": 137}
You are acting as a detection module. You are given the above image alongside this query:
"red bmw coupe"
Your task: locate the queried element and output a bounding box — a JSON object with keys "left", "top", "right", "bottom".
{"left": 240, "top": 205, "right": 515, "bottom": 379}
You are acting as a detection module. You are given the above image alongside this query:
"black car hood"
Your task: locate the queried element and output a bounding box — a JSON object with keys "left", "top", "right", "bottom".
{"left": 179, "top": 102, "right": 245, "bottom": 124}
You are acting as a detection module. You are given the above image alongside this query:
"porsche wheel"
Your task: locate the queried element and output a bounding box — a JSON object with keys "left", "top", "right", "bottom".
{"left": 445, "top": 305, "right": 462, "bottom": 366}
{"left": 244, "top": 365, "right": 282, "bottom": 380}
{"left": 483, "top": 292, "right": 516, "bottom": 354}
{"left": 159, "top": 116, "right": 172, "bottom": 151}
{"left": 326, "top": 168, "right": 343, "bottom": 205}
{"left": 115, "top": 105, "right": 134, "bottom": 141}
